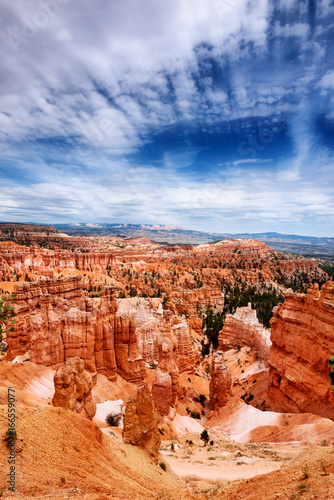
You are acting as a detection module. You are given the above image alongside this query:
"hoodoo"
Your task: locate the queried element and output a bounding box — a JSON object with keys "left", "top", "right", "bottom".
{"left": 52, "top": 356, "right": 96, "bottom": 420}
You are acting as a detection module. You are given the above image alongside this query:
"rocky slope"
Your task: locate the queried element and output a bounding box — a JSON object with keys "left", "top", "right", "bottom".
{"left": 0, "top": 405, "right": 190, "bottom": 499}
{"left": 268, "top": 282, "right": 334, "bottom": 420}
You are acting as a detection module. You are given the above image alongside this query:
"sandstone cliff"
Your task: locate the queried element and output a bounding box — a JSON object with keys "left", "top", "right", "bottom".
{"left": 116, "top": 297, "right": 163, "bottom": 366}
{"left": 268, "top": 282, "right": 334, "bottom": 420}
{"left": 6, "top": 277, "right": 143, "bottom": 383}
{"left": 116, "top": 297, "right": 197, "bottom": 373}
{"left": 0, "top": 243, "right": 115, "bottom": 279}
{"left": 209, "top": 351, "right": 232, "bottom": 410}
{"left": 52, "top": 357, "right": 96, "bottom": 420}
{"left": 218, "top": 303, "right": 272, "bottom": 364}
{"left": 122, "top": 385, "right": 161, "bottom": 462}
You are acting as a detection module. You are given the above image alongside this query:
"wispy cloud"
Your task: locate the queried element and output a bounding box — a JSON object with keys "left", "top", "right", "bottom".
{"left": 0, "top": 0, "right": 333, "bottom": 236}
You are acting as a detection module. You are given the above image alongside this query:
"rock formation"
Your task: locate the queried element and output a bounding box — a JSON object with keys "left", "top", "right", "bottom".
{"left": 0, "top": 244, "right": 116, "bottom": 279}
{"left": 122, "top": 385, "right": 161, "bottom": 462}
{"left": 52, "top": 357, "right": 96, "bottom": 420}
{"left": 172, "top": 317, "right": 197, "bottom": 373}
{"left": 116, "top": 297, "right": 164, "bottom": 365}
{"left": 5, "top": 277, "right": 144, "bottom": 383}
{"left": 209, "top": 351, "right": 232, "bottom": 410}
{"left": 218, "top": 303, "right": 272, "bottom": 364}
{"left": 116, "top": 298, "right": 197, "bottom": 374}
{"left": 152, "top": 322, "right": 179, "bottom": 416}
{"left": 268, "top": 282, "right": 334, "bottom": 420}
{"left": 114, "top": 314, "right": 146, "bottom": 384}
{"left": 193, "top": 238, "right": 273, "bottom": 257}
{"left": 5, "top": 277, "right": 195, "bottom": 386}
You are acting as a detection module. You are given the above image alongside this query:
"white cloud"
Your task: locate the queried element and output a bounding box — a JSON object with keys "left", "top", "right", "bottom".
{"left": 274, "top": 22, "right": 309, "bottom": 38}
{"left": 0, "top": 0, "right": 273, "bottom": 151}
{"left": 318, "top": 71, "right": 334, "bottom": 89}
{"left": 233, "top": 159, "right": 273, "bottom": 165}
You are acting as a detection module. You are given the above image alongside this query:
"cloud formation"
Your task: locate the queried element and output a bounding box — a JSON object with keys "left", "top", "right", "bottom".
{"left": 0, "top": 0, "right": 333, "bottom": 235}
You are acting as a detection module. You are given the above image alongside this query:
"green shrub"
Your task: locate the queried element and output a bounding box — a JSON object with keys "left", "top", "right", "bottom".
{"left": 159, "top": 462, "right": 166, "bottom": 471}
{"left": 106, "top": 413, "right": 121, "bottom": 427}
{"left": 190, "top": 411, "right": 201, "bottom": 419}
{"left": 329, "top": 356, "right": 334, "bottom": 394}
{"left": 200, "top": 429, "right": 209, "bottom": 446}
{"left": 5, "top": 429, "right": 17, "bottom": 447}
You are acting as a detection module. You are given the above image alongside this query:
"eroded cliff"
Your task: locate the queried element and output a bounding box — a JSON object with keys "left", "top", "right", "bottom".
{"left": 268, "top": 282, "right": 334, "bottom": 420}
{"left": 218, "top": 303, "right": 272, "bottom": 364}
{"left": 5, "top": 277, "right": 142, "bottom": 383}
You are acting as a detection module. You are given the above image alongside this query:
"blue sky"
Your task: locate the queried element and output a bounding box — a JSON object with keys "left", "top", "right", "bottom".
{"left": 0, "top": 0, "right": 334, "bottom": 236}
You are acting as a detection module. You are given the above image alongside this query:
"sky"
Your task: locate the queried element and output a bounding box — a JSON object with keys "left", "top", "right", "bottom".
{"left": 0, "top": 0, "right": 334, "bottom": 236}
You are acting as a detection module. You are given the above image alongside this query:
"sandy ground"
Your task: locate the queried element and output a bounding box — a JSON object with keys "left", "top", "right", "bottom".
{"left": 161, "top": 432, "right": 303, "bottom": 484}
{"left": 159, "top": 434, "right": 334, "bottom": 498}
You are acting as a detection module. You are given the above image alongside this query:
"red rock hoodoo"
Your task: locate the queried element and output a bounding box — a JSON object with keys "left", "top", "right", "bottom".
{"left": 209, "top": 351, "right": 232, "bottom": 410}
{"left": 122, "top": 385, "right": 161, "bottom": 462}
{"left": 52, "top": 357, "right": 96, "bottom": 420}
{"left": 152, "top": 322, "right": 179, "bottom": 416}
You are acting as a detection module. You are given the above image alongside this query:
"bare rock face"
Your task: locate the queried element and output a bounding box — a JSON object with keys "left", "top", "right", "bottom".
{"left": 114, "top": 314, "right": 146, "bottom": 384}
{"left": 122, "top": 385, "right": 161, "bottom": 462}
{"left": 172, "top": 317, "right": 197, "bottom": 373}
{"left": 152, "top": 323, "right": 179, "bottom": 416}
{"left": 116, "top": 298, "right": 197, "bottom": 374}
{"left": 0, "top": 244, "right": 116, "bottom": 278}
{"left": 268, "top": 282, "right": 334, "bottom": 420}
{"left": 218, "top": 303, "right": 272, "bottom": 364}
{"left": 52, "top": 357, "right": 96, "bottom": 420}
{"left": 209, "top": 351, "right": 232, "bottom": 410}
{"left": 116, "top": 297, "right": 163, "bottom": 366}
{"left": 6, "top": 277, "right": 143, "bottom": 384}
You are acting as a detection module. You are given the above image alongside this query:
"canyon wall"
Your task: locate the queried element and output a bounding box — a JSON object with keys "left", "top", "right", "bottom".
{"left": 193, "top": 239, "right": 273, "bottom": 257}
{"left": 116, "top": 298, "right": 163, "bottom": 366}
{"left": 5, "top": 277, "right": 144, "bottom": 383}
{"left": 218, "top": 304, "right": 272, "bottom": 363}
{"left": 5, "top": 278, "right": 196, "bottom": 385}
{"left": 268, "top": 282, "right": 334, "bottom": 420}
{"left": 0, "top": 244, "right": 116, "bottom": 278}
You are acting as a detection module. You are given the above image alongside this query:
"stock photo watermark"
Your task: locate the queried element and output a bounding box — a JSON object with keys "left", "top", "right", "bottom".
{"left": 6, "top": 0, "right": 71, "bottom": 53}
{"left": 237, "top": 121, "right": 286, "bottom": 159}
{"left": 6, "top": 387, "right": 16, "bottom": 492}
